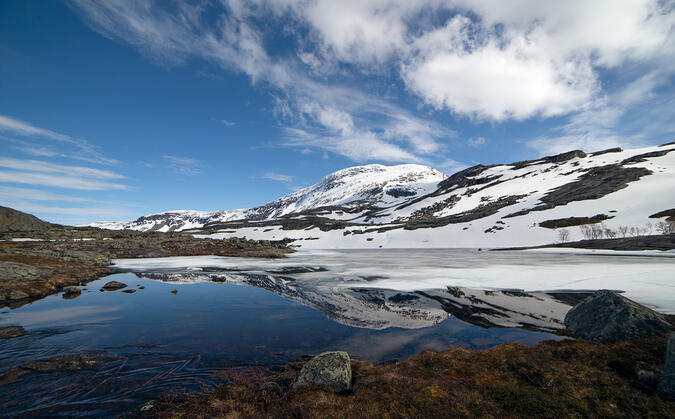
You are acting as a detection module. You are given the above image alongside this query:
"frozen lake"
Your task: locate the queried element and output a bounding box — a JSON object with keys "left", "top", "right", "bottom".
{"left": 113, "top": 248, "right": 675, "bottom": 313}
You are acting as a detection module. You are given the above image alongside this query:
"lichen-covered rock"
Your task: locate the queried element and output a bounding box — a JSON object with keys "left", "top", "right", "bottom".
{"left": 9, "top": 290, "right": 29, "bottom": 300}
{"left": 0, "top": 326, "right": 26, "bottom": 339}
{"left": 293, "top": 351, "right": 352, "bottom": 393}
{"left": 564, "top": 290, "right": 671, "bottom": 343}
{"left": 101, "top": 281, "right": 127, "bottom": 290}
{"left": 658, "top": 333, "right": 675, "bottom": 400}
{"left": 62, "top": 285, "right": 81, "bottom": 294}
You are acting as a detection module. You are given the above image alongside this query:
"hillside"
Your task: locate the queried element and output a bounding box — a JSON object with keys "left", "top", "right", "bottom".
{"left": 0, "top": 206, "right": 56, "bottom": 233}
{"left": 90, "top": 144, "right": 675, "bottom": 249}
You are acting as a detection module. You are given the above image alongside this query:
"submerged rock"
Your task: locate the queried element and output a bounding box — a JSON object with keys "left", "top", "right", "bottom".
{"left": 293, "top": 351, "right": 352, "bottom": 393}
{"left": 101, "top": 281, "right": 127, "bottom": 290}
{"left": 62, "top": 286, "right": 81, "bottom": 295}
{"left": 122, "top": 289, "right": 136, "bottom": 294}
{"left": 9, "top": 290, "right": 29, "bottom": 300}
{"left": 658, "top": 333, "right": 675, "bottom": 400}
{"left": 0, "top": 326, "right": 26, "bottom": 339}
{"left": 170, "top": 288, "right": 178, "bottom": 294}
{"left": 564, "top": 290, "right": 671, "bottom": 343}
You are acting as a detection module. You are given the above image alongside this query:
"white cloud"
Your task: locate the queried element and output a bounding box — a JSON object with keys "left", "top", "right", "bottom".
{"left": 436, "top": 158, "right": 468, "bottom": 175}
{"left": 222, "top": 119, "right": 237, "bottom": 126}
{"left": 0, "top": 157, "right": 124, "bottom": 180}
{"left": 0, "top": 157, "right": 127, "bottom": 191}
{"left": 525, "top": 73, "right": 665, "bottom": 155}
{"left": 0, "top": 114, "right": 117, "bottom": 164}
{"left": 0, "top": 170, "right": 127, "bottom": 190}
{"left": 467, "top": 137, "right": 486, "bottom": 147}
{"left": 163, "top": 155, "right": 203, "bottom": 176}
{"left": 69, "top": 0, "right": 675, "bottom": 160}
{"left": 262, "top": 172, "right": 293, "bottom": 182}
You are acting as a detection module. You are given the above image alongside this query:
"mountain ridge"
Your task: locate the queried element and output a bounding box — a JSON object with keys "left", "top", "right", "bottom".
{"left": 88, "top": 144, "right": 675, "bottom": 249}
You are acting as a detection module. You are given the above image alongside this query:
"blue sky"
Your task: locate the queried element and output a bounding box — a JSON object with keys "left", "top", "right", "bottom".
{"left": 1, "top": 0, "right": 673, "bottom": 225}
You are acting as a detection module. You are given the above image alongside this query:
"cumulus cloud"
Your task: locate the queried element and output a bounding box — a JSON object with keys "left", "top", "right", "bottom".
{"left": 526, "top": 72, "right": 667, "bottom": 155}
{"left": 69, "top": 0, "right": 675, "bottom": 159}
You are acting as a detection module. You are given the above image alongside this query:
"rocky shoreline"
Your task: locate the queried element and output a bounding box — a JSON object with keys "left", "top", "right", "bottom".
{"left": 0, "top": 208, "right": 293, "bottom": 308}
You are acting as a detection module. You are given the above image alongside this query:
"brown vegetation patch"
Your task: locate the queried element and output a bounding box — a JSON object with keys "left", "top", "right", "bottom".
{"left": 148, "top": 338, "right": 675, "bottom": 418}
{"left": 539, "top": 214, "right": 613, "bottom": 229}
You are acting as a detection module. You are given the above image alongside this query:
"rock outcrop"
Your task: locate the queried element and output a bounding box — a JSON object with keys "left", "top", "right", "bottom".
{"left": 564, "top": 290, "right": 672, "bottom": 343}
{"left": 293, "top": 351, "right": 352, "bottom": 393}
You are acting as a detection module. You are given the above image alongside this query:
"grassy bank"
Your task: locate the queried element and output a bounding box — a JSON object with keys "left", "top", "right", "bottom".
{"left": 148, "top": 334, "right": 674, "bottom": 418}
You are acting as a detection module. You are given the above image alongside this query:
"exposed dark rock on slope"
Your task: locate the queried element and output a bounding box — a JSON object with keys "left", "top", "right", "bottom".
{"left": 564, "top": 290, "right": 672, "bottom": 343}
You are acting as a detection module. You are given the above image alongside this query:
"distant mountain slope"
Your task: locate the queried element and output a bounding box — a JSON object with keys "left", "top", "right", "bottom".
{"left": 0, "top": 206, "right": 56, "bottom": 232}
{"left": 89, "top": 164, "right": 447, "bottom": 232}
{"left": 90, "top": 144, "right": 675, "bottom": 248}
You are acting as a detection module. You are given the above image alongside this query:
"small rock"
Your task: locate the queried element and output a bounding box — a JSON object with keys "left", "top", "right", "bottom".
{"left": 293, "top": 351, "right": 352, "bottom": 393}
{"left": 9, "top": 290, "right": 29, "bottom": 300}
{"left": 62, "top": 286, "right": 81, "bottom": 295}
{"left": 658, "top": 333, "right": 675, "bottom": 400}
{"left": 140, "top": 401, "right": 155, "bottom": 412}
{"left": 101, "top": 281, "right": 127, "bottom": 290}
{"left": 0, "top": 294, "right": 5, "bottom": 301}
{"left": 564, "top": 290, "right": 672, "bottom": 343}
{"left": 0, "top": 326, "right": 26, "bottom": 339}
{"left": 170, "top": 289, "right": 178, "bottom": 294}
{"left": 122, "top": 289, "right": 136, "bottom": 294}
{"left": 139, "top": 286, "right": 145, "bottom": 289}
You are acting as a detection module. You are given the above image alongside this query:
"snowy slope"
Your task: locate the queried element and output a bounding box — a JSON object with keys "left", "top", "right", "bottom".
{"left": 88, "top": 164, "right": 447, "bottom": 232}
{"left": 91, "top": 144, "right": 675, "bottom": 248}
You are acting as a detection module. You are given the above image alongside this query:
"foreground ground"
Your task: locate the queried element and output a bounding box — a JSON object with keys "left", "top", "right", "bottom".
{"left": 148, "top": 333, "right": 675, "bottom": 418}
{"left": 0, "top": 225, "right": 291, "bottom": 306}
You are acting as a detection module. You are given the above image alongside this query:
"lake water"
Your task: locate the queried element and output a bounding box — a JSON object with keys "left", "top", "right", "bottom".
{"left": 1, "top": 248, "right": 673, "bottom": 416}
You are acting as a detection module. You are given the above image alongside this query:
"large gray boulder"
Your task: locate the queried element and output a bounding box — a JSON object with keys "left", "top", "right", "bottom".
{"left": 564, "top": 290, "right": 671, "bottom": 343}
{"left": 293, "top": 351, "right": 352, "bottom": 393}
{"left": 658, "top": 333, "right": 675, "bottom": 400}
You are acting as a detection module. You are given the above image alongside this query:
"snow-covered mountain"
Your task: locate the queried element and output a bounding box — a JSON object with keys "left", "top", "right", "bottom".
{"left": 91, "top": 143, "right": 675, "bottom": 248}
{"left": 89, "top": 163, "right": 447, "bottom": 232}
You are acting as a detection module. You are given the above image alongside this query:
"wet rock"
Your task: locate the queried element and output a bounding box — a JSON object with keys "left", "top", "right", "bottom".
{"left": 140, "top": 401, "right": 155, "bottom": 412}
{"left": 62, "top": 285, "right": 81, "bottom": 295}
{"left": 293, "top": 351, "right": 352, "bottom": 393}
{"left": 122, "top": 289, "right": 136, "bottom": 294}
{"left": 170, "top": 288, "right": 178, "bottom": 294}
{"left": 564, "top": 290, "right": 672, "bottom": 343}
{"left": 0, "top": 325, "right": 25, "bottom": 339}
{"left": 101, "top": 280, "right": 127, "bottom": 290}
{"left": 658, "top": 333, "right": 675, "bottom": 400}
{"left": 9, "top": 290, "right": 29, "bottom": 300}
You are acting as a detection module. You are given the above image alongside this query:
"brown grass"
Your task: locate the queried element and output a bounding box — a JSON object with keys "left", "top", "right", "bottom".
{"left": 148, "top": 337, "right": 674, "bottom": 418}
